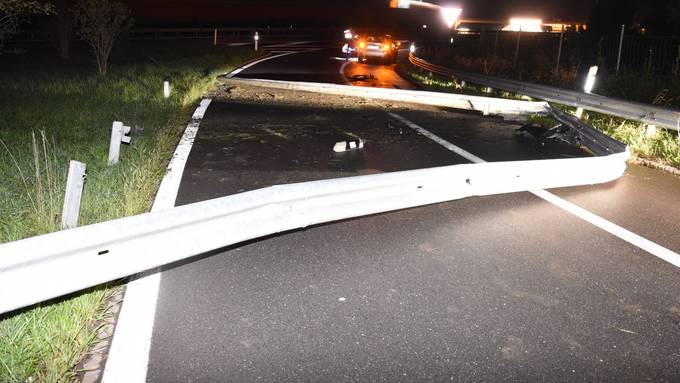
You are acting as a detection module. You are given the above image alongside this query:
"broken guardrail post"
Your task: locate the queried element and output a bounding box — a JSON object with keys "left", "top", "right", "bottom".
{"left": 108, "top": 121, "right": 132, "bottom": 166}
{"left": 61, "top": 160, "right": 86, "bottom": 229}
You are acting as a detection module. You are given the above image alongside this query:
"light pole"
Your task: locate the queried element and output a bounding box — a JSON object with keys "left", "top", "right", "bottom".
{"left": 442, "top": 7, "right": 462, "bottom": 44}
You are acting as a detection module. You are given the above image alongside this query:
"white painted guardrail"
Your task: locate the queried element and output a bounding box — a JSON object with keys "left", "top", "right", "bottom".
{"left": 409, "top": 53, "right": 680, "bottom": 131}
{"left": 224, "top": 77, "right": 550, "bottom": 117}
{"left": 0, "top": 80, "right": 629, "bottom": 315}
{"left": 0, "top": 151, "right": 628, "bottom": 315}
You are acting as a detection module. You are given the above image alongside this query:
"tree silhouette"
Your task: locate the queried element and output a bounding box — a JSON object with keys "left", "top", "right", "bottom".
{"left": 73, "top": 0, "right": 131, "bottom": 75}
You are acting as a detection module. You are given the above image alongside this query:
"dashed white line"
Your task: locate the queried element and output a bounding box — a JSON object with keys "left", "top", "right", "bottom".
{"left": 102, "top": 99, "right": 213, "bottom": 383}
{"left": 389, "top": 112, "right": 680, "bottom": 268}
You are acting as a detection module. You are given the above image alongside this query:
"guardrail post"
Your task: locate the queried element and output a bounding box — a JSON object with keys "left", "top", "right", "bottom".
{"left": 646, "top": 125, "right": 657, "bottom": 138}
{"left": 61, "top": 160, "right": 86, "bottom": 229}
{"left": 108, "top": 121, "right": 132, "bottom": 166}
{"left": 616, "top": 24, "right": 625, "bottom": 75}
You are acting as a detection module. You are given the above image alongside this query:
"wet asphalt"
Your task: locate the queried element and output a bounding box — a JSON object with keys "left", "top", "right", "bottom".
{"left": 146, "top": 45, "right": 680, "bottom": 382}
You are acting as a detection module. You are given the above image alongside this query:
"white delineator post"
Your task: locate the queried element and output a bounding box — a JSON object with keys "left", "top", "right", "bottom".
{"left": 213, "top": 28, "right": 217, "bottom": 46}
{"left": 576, "top": 65, "right": 598, "bottom": 119}
{"left": 163, "top": 78, "right": 170, "bottom": 99}
{"left": 254, "top": 31, "right": 259, "bottom": 51}
{"left": 108, "top": 121, "right": 132, "bottom": 166}
{"left": 61, "top": 160, "right": 86, "bottom": 229}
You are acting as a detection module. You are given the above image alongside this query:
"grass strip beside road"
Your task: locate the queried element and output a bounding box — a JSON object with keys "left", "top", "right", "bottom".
{"left": 0, "top": 42, "right": 258, "bottom": 382}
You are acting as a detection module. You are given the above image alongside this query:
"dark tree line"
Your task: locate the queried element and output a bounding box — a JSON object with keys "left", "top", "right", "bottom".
{"left": 589, "top": 0, "right": 680, "bottom": 35}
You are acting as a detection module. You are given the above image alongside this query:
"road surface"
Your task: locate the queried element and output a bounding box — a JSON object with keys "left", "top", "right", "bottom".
{"left": 137, "top": 43, "right": 680, "bottom": 382}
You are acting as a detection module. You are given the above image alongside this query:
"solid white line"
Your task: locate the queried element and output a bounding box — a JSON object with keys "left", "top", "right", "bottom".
{"left": 389, "top": 112, "right": 680, "bottom": 268}
{"left": 226, "top": 51, "right": 299, "bottom": 78}
{"left": 102, "top": 99, "right": 213, "bottom": 383}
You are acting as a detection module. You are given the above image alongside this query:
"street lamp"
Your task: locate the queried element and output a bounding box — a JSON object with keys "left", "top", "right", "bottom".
{"left": 441, "top": 7, "right": 462, "bottom": 44}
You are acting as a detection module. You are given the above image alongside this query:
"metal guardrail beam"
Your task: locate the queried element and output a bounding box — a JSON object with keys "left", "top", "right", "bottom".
{"left": 409, "top": 54, "right": 680, "bottom": 131}
{"left": 0, "top": 151, "right": 628, "bottom": 315}
{"left": 0, "top": 80, "right": 629, "bottom": 315}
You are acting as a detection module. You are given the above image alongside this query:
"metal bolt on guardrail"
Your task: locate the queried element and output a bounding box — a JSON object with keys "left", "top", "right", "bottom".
{"left": 108, "top": 121, "right": 132, "bottom": 166}
{"left": 61, "top": 160, "right": 86, "bottom": 229}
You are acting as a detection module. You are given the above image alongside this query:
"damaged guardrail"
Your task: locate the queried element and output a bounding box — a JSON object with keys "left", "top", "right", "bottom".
{"left": 409, "top": 53, "right": 680, "bottom": 132}
{"left": 0, "top": 80, "right": 629, "bottom": 315}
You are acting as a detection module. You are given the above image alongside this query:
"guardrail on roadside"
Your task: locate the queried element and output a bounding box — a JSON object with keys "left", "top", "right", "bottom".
{"left": 408, "top": 53, "right": 680, "bottom": 132}
{"left": 9, "top": 27, "right": 340, "bottom": 43}
{"left": 0, "top": 79, "right": 629, "bottom": 315}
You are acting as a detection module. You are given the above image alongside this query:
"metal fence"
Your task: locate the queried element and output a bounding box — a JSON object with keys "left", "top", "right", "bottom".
{"left": 442, "top": 31, "right": 680, "bottom": 76}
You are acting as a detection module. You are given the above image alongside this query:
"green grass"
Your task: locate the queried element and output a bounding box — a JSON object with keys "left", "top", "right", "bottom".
{"left": 404, "top": 65, "right": 680, "bottom": 168}
{"left": 0, "top": 40, "right": 257, "bottom": 382}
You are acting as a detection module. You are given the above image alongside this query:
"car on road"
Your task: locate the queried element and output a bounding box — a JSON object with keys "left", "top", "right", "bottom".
{"left": 357, "top": 35, "right": 397, "bottom": 64}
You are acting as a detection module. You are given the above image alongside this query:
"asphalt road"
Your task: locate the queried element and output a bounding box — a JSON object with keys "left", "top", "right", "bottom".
{"left": 146, "top": 43, "right": 680, "bottom": 382}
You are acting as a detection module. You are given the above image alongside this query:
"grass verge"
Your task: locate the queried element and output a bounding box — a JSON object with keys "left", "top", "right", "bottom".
{"left": 0, "top": 40, "right": 258, "bottom": 382}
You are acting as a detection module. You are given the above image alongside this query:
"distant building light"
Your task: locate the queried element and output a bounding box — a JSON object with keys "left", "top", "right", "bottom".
{"left": 422, "top": 24, "right": 428, "bottom": 29}
{"left": 503, "top": 18, "right": 543, "bottom": 32}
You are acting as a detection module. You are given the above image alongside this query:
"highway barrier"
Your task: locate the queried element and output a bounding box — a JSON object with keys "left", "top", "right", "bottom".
{"left": 0, "top": 80, "right": 629, "bottom": 315}
{"left": 408, "top": 53, "right": 680, "bottom": 132}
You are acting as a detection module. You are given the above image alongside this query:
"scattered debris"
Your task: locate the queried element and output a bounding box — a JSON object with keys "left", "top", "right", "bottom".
{"left": 334, "top": 139, "right": 364, "bottom": 152}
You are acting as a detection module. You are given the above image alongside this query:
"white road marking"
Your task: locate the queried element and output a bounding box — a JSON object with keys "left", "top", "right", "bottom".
{"left": 339, "top": 60, "right": 351, "bottom": 84}
{"left": 226, "top": 51, "right": 299, "bottom": 78}
{"left": 389, "top": 112, "right": 680, "bottom": 268}
{"left": 102, "top": 99, "right": 213, "bottom": 383}
{"left": 264, "top": 40, "right": 312, "bottom": 48}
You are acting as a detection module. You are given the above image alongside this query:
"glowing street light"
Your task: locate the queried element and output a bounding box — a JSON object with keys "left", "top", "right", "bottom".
{"left": 441, "top": 7, "right": 462, "bottom": 29}
{"left": 441, "top": 7, "right": 462, "bottom": 44}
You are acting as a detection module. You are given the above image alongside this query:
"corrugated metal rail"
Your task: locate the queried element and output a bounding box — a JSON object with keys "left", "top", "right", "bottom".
{"left": 409, "top": 53, "right": 680, "bottom": 131}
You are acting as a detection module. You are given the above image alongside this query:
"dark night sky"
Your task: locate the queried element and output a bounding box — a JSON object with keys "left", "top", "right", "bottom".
{"left": 126, "top": 0, "right": 593, "bottom": 26}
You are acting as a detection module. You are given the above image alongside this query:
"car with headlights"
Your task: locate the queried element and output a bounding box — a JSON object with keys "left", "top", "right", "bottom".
{"left": 357, "top": 35, "right": 397, "bottom": 64}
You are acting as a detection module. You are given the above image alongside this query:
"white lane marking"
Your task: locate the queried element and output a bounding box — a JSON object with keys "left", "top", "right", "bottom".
{"left": 389, "top": 112, "right": 680, "bottom": 268}
{"left": 227, "top": 42, "right": 252, "bottom": 47}
{"left": 339, "top": 60, "right": 351, "bottom": 84}
{"left": 264, "top": 40, "right": 312, "bottom": 48}
{"left": 102, "top": 99, "right": 213, "bottom": 383}
{"left": 388, "top": 112, "right": 485, "bottom": 163}
{"left": 226, "top": 51, "right": 300, "bottom": 78}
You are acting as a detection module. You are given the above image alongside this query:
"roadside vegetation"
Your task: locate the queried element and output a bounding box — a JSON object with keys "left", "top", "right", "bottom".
{"left": 0, "top": 40, "right": 256, "bottom": 382}
{"left": 400, "top": 63, "right": 680, "bottom": 169}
